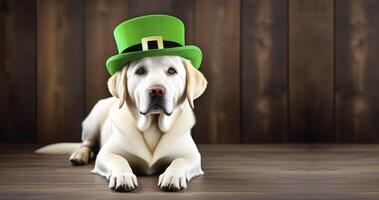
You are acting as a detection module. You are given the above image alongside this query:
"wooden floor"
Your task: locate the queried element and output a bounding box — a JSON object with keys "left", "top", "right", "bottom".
{"left": 1, "top": 144, "right": 379, "bottom": 199}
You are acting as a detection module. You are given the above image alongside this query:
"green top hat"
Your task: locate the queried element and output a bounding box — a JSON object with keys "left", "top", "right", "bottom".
{"left": 106, "top": 14, "right": 202, "bottom": 75}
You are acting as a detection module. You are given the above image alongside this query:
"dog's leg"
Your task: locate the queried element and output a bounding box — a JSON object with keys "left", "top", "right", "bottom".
{"left": 158, "top": 152, "right": 202, "bottom": 192}
{"left": 94, "top": 150, "right": 138, "bottom": 192}
{"left": 70, "top": 99, "right": 113, "bottom": 165}
{"left": 69, "top": 121, "right": 98, "bottom": 165}
{"left": 69, "top": 146, "right": 91, "bottom": 165}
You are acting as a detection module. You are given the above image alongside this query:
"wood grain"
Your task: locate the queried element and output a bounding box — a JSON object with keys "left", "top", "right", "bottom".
{"left": 288, "top": 0, "right": 334, "bottom": 142}
{"left": 241, "top": 0, "right": 288, "bottom": 143}
{"left": 3, "top": 145, "right": 379, "bottom": 199}
{"left": 85, "top": 0, "right": 128, "bottom": 114}
{"left": 194, "top": 0, "right": 241, "bottom": 143}
{"left": 6, "top": 0, "right": 379, "bottom": 144}
{"left": 37, "top": 0, "right": 85, "bottom": 144}
{"left": 335, "top": 0, "right": 379, "bottom": 143}
{"left": 0, "top": 0, "right": 36, "bottom": 143}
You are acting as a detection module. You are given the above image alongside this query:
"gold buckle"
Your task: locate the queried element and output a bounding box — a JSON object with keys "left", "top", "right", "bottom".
{"left": 141, "top": 36, "right": 164, "bottom": 51}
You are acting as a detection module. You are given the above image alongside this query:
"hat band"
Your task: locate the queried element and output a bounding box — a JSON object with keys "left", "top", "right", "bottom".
{"left": 122, "top": 41, "right": 182, "bottom": 54}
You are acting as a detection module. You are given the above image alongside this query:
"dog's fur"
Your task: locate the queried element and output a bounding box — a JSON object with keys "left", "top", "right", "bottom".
{"left": 36, "top": 56, "right": 207, "bottom": 192}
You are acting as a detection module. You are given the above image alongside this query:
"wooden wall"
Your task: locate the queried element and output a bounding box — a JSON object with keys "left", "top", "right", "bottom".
{"left": 335, "top": 0, "right": 379, "bottom": 143}
{"left": 0, "top": 0, "right": 36, "bottom": 143}
{"left": 289, "top": 0, "right": 334, "bottom": 143}
{"left": 1, "top": 0, "right": 379, "bottom": 144}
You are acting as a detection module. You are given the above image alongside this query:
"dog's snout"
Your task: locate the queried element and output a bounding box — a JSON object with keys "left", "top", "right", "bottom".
{"left": 149, "top": 85, "right": 166, "bottom": 97}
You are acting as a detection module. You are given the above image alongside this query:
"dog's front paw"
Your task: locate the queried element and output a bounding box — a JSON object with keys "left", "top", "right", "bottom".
{"left": 69, "top": 148, "right": 90, "bottom": 165}
{"left": 109, "top": 170, "right": 138, "bottom": 192}
{"left": 158, "top": 168, "right": 187, "bottom": 192}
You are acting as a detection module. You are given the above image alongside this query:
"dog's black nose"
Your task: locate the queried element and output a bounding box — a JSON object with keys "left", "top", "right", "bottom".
{"left": 149, "top": 85, "right": 166, "bottom": 97}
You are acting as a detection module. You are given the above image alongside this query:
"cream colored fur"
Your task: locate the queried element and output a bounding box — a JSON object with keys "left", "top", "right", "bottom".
{"left": 36, "top": 56, "right": 207, "bottom": 192}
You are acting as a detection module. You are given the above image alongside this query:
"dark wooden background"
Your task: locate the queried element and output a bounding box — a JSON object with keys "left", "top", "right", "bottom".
{"left": 1, "top": 0, "right": 379, "bottom": 144}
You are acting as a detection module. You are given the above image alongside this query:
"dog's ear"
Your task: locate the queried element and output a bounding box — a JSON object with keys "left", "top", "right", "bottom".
{"left": 182, "top": 58, "right": 207, "bottom": 109}
{"left": 107, "top": 66, "right": 128, "bottom": 108}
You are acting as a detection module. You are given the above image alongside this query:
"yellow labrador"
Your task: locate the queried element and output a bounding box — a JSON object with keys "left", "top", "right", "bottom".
{"left": 37, "top": 56, "right": 207, "bottom": 192}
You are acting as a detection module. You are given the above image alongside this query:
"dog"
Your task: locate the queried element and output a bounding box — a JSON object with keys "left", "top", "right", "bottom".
{"left": 36, "top": 55, "right": 207, "bottom": 192}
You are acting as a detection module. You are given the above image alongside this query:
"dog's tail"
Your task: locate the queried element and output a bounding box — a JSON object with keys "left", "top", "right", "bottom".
{"left": 35, "top": 143, "right": 81, "bottom": 155}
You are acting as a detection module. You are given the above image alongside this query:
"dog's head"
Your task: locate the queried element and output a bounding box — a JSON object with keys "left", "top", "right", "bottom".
{"left": 107, "top": 56, "right": 207, "bottom": 130}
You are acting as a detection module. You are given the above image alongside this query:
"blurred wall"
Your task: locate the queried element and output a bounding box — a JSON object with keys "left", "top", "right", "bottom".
{"left": 1, "top": 0, "right": 379, "bottom": 144}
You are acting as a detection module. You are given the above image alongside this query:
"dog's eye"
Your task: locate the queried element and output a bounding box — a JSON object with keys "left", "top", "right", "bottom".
{"left": 135, "top": 67, "right": 145, "bottom": 75}
{"left": 167, "top": 67, "right": 177, "bottom": 75}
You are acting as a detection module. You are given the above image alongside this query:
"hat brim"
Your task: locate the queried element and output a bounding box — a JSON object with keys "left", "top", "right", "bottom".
{"left": 106, "top": 45, "right": 202, "bottom": 75}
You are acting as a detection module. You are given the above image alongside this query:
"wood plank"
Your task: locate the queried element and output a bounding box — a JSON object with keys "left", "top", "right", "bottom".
{"left": 37, "top": 0, "right": 85, "bottom": 144}
{"left": 0, "top": 0, "right": 36, "bottom": 143}
{"left": 127, "top": 0, "right": 195, "bottom": 44}
{"left": 335, "top": 0, "right": 379, "bottom": 143}
{"left": 241, "top": 0, "right": 288, "bottom": 143}
{"left": 288, "top": 0, "right": 334, "bottom": 143}
{"left": 3, "top": 145, "right": 379, "bottom": 199}
{"left": 85, "top": 0, "right": 128, "bottom": 114}
{"left": 194, "top": 0, "right": 240, "bottom": 143}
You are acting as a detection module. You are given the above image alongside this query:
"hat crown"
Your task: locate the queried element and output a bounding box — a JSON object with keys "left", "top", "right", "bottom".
{"left": 114, "top": 14, "right": 185, "bottom": 54}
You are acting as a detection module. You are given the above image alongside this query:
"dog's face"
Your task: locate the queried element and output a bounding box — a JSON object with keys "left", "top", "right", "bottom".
{"left": 108, "top": 56, "right": 207, "bottom": 118}
{"left": 127, "top": 56, "right": 186, "bottom": 116}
